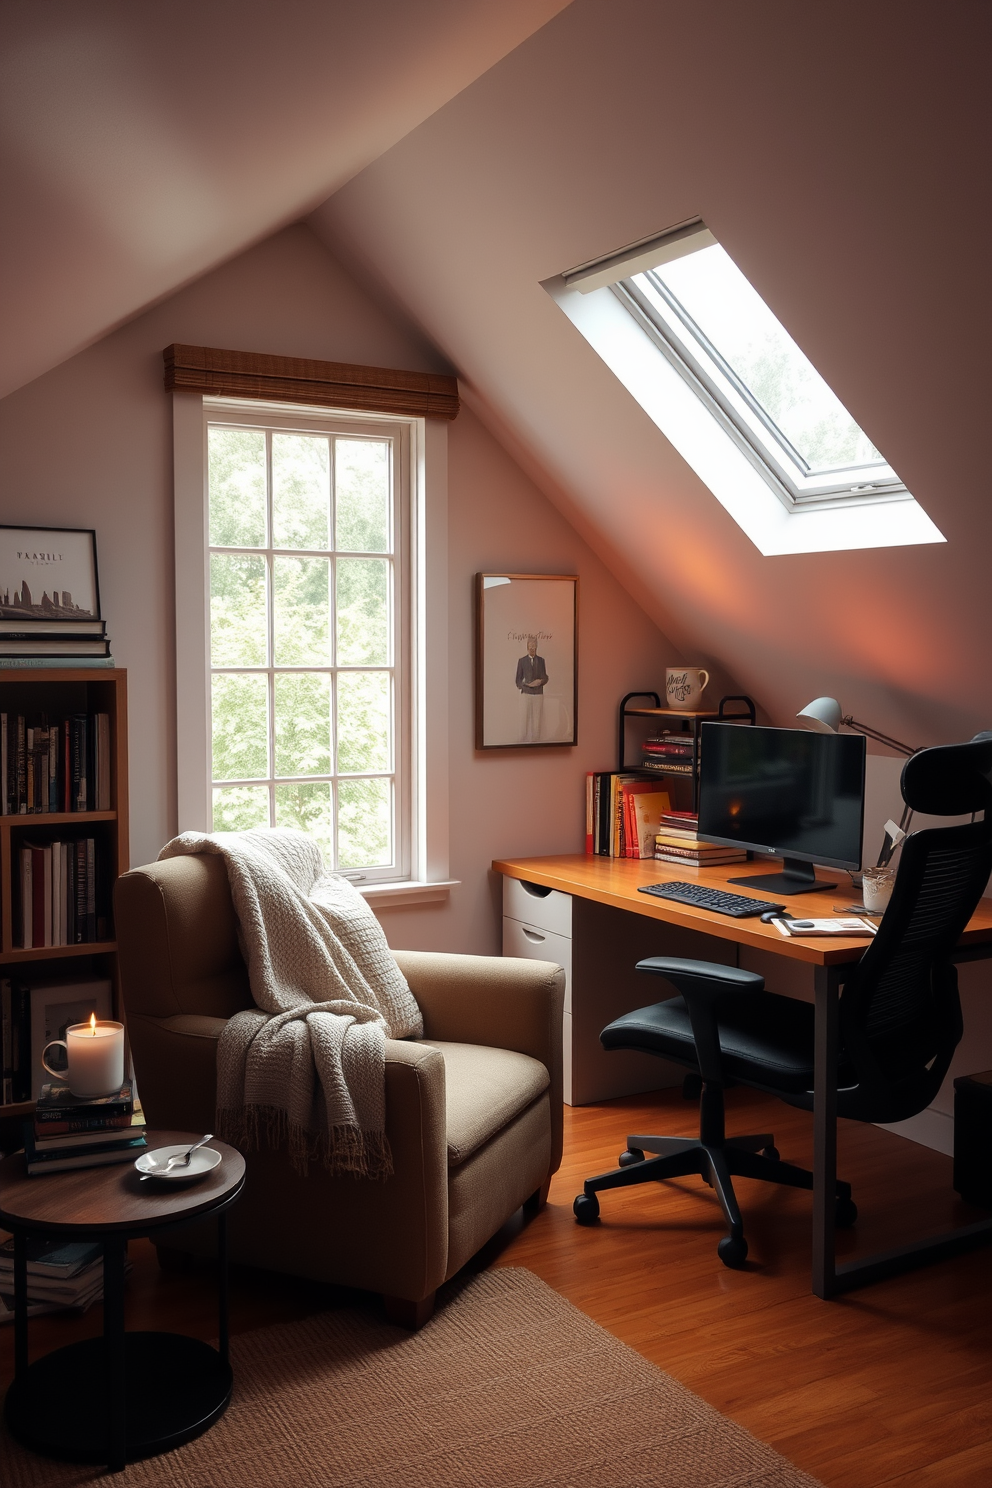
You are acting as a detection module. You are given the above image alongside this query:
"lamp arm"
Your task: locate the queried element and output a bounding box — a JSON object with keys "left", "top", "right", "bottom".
{"left": 843, "top": 716, "right": 917, "bottom": 757}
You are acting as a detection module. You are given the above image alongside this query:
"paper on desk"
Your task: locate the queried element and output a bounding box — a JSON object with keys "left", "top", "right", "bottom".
{"left": 771, "top": 917, "right": 877, "bottom": 938}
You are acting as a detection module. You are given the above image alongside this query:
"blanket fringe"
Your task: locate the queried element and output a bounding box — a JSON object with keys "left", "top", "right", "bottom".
{"left": 219, "top": 1104, "right": 393, "bottom": 1180}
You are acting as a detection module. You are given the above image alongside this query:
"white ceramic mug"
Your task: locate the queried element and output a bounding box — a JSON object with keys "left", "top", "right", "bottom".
{"left": 42, "top": 1019, "right": 125, "bottom": 1099}
{"left": 666, "top": 667, "right": 710, "bottom": 711}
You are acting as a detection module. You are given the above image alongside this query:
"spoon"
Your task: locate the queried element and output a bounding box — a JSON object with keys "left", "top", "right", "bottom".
{"left": 140, "top": 1133, "right": 214, "bottom": 1180}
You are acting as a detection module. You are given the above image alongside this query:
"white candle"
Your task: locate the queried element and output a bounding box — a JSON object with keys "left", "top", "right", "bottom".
{"left": 65, "top": 1016, "right": 125, "bottom": 1099}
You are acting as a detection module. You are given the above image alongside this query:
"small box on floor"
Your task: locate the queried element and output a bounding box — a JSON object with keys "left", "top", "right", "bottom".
{"left": 953, "top": 1070, "right": 992, "bottom": 1208}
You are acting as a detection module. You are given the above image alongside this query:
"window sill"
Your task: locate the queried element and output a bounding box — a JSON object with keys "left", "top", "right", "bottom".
{"left": 359, "top": 880, "right": 460, "bottom": 908}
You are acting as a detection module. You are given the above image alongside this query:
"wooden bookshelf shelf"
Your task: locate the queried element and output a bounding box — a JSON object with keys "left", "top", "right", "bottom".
{"left": 0, "top": 668, "right": 128, "bottom": 1122}
{"left": 2, "top": 811, "right": 117, "bottom": 826}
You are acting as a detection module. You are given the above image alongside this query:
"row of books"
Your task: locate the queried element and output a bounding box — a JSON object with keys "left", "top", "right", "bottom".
{"left": 23, "top": 1078, "right": 145, "bottom": 1175}
{"left": 0, "top": 614, "right": 112, "bottom": 662}
{"left": 2, "top": 977, "right": 113, "bottom": 1104}
{"left": 1, "top": 710, "right": 112, "bottom": 815}
{"left": 586, "top": 772, "right": 675, "bottom": 858}
{"left": 17, "top": 836, "right": 111, "bottom": 947}
{"left": 653, "top": 811, "right": 747, "bottom": 868}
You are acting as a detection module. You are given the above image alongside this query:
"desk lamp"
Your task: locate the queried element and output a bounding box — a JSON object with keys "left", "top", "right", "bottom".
{"left": 797, "top": 696, "right": 917, "bottom": 865}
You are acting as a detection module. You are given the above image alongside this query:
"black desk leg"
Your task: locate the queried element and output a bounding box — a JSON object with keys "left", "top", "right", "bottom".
{"left": 14, "top": 1229, "right": 28, "bottom": 1379}
{"left": 218, "top": 1212, "right": 229, "bottom": 1369}
{"left": 813, "top": 964, "right": 841, "bottom": 1299}
{"left": 103, "top": 1235, "right": 128, "bottom": 1472}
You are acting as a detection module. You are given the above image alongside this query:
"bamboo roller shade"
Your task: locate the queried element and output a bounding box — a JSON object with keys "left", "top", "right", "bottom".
{"left": 163, "top": 344, "right": 460, "bottom": 420}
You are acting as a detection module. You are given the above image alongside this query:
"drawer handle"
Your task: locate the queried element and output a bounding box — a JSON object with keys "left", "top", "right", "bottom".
{"left": 522, "top": 928, "right": 547, "bottom": 942}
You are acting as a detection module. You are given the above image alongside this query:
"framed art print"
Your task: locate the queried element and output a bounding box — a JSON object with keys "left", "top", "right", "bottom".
{"left": 0, "top": 526, "right": 101, "bottom": 622}
{"left": 476, "top": 573, "right": 578, "bottom": 749}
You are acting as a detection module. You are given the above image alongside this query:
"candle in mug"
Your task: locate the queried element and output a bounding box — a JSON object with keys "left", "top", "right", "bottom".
{"left": 43, "top": 1015, "right": 125, "bottom": 1099}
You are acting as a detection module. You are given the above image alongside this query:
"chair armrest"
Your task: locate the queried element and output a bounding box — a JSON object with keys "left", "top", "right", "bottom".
{"left": 636, "top": 957, "right": 764, "bottom": 1084}
{"left": 392, "top": 949, "right": 564, "bottom": 1178}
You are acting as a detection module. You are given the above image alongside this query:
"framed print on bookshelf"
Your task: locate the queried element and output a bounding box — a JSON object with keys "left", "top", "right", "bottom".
{"left": 0, "top": 526, "right": 101, "bottom": 623}
{"left": 475, "top": 573, "right": 578, "bottom": 749}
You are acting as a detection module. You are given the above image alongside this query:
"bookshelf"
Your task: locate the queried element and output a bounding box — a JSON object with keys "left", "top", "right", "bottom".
{"left": 617, "top": 691, "right": 755, "bottom": 814}
{"left": 0, "top": 668, "right": 128, "bottom": 1127}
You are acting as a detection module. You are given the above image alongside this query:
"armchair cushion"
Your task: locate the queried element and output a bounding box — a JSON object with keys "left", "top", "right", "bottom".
{"left": 420, "top": 1041, "right": 550, "bottom": 1164}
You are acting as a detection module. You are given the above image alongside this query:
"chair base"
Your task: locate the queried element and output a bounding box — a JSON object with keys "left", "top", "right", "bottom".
{"left": 574, "top": 1130, "right": 855, "bottom": 1268}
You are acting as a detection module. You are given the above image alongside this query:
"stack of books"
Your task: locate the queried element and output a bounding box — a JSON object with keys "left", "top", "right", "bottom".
{"left": 640, "top": 734, "right": 697, "bottom": 776}
{"left": 654, "top": 811, "right": 747, "bottom": 869}
{"left": 0, "top": 1232, "right": 107, "bottom": 1322}
{"left": 0, "top": 616, "right": 113, "bottom": 668}
{"left": 24, "top": 1080, "right": 146, "bottom": 1175}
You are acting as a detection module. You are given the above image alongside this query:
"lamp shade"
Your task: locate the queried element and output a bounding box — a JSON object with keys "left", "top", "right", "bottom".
{"left": 797, "top": 696, "right": 843, "bottom": 733}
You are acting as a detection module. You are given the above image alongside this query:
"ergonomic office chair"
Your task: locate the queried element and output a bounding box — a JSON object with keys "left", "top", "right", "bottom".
{"left": 574, "top": 736, "right": 992, "bottom": 1268}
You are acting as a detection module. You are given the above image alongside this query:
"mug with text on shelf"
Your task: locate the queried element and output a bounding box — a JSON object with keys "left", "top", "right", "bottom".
{"left": 666, "top": 666, "right": 710, "bottom": 711}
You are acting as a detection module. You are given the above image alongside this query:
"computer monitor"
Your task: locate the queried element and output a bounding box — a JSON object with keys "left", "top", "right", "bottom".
{"left": 697, "top": 723, "right": 866, "bottom": 895}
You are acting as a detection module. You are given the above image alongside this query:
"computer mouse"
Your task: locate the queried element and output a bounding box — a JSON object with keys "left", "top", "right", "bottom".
{"left": 760, "top": 909, "right": 790, "bottom": 923}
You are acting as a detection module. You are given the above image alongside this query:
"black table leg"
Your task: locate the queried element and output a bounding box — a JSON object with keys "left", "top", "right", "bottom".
{"left": 812, "top": 964, "right": 840, "bottom": 1298}
{"left": 14, "top": 1228, "right": 28, "bottom": 1379}
{"left": 103, "top": 1235, "right": 127, "bottom": 1471}
{"left": 218, "top": 1211, "right": 229, "bottom": 1369}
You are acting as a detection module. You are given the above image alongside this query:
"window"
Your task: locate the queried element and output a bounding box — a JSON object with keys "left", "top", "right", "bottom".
{"left": 207, "top": 411, "right": 406, "bottom": 880}
{"left": 548, "top": 223, "right": 944, "bottom": 555}
{"left": 173, "top": 391, "right": 454, "bottom": 903}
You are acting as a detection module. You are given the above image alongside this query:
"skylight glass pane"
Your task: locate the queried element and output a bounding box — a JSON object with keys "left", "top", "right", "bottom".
{"left": 643, "top": 245, "right": 882, "bottom": 475}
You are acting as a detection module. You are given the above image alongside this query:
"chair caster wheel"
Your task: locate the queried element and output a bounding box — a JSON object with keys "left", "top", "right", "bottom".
{"left": 761, "top": 1146, "right": 780, "bottom": 1161}
{"left": 682, "top": 1074, "right": 703, "bottom": 1101}
{"left": 718, "top": 1234, "right": 748, "bottom": 1268}
{"left": 573, "top": 1193, "right": 600, "bottom": 1225}
{"left": 618, "top": 1148, "right": 644, "bottom": 1167}
{"left": 835, "top": 1196, "right": 858, "bottom": 1228}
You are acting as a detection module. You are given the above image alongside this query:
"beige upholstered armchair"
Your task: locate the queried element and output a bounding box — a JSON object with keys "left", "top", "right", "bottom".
{"left": 114, "top": 854, "right": 563, "bottom": 1326}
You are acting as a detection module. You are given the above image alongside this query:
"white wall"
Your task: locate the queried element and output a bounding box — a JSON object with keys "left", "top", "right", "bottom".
{"left": 0, "top": 222, "right": 680, "bottom": 954}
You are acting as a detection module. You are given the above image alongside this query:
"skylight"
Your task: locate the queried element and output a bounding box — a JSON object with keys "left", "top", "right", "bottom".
{"left": 548, "top": 222, "right": 945, "bottom": 555}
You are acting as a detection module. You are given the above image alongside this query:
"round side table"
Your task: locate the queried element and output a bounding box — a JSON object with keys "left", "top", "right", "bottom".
{"left": 0, "top": 1130, "right": 245, "bottom": 1471}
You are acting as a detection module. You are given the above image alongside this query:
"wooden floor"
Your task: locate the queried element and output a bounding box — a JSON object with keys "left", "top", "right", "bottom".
{"left": 3, "top": 1087, "right": 992, "bottom": 1485}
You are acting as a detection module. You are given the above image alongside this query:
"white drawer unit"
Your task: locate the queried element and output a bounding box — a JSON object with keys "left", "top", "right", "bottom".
{"left": 503, "top": 877, "right": 574, "bottom": 1104}
{"left": 502, "top": 917, "right": 572, "bottom": 1014}
{"left": 503, "top": 876, "right": 572, "bottom": 937}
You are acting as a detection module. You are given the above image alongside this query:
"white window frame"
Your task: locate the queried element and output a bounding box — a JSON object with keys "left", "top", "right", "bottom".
{"left": 172, "top": 392, "right": 455, "bottom": 906}
{"left": 547, "top": 224, "right": 946, "bottom": 557}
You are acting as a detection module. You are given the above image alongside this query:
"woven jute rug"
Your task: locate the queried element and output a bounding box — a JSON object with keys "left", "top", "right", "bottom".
{"left": 3, "top": 1267, "right": 824, "bottom": 1487}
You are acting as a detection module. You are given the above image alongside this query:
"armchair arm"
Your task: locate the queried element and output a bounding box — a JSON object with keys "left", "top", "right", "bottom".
{"left": 392, "top": 949, "right": 564, "bottom": 1177}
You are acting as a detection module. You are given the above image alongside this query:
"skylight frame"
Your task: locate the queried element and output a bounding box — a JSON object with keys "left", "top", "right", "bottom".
{"left": 615, "top": 261, "right": 907, "bottom": 513}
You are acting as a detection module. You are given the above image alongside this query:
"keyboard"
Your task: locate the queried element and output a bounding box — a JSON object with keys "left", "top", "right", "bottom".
{"left": 637, "top": 881, "right": 786, "bottom": 918}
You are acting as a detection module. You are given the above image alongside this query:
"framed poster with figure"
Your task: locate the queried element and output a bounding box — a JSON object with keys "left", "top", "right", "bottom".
{"left": 475, "top": 573, "right": 578, "bottom": 749}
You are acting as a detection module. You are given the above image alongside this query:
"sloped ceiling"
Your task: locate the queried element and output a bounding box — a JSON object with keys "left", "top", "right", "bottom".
{"left": 0, "top": 0, "right": 570, "bottom": 397}
{"left": 311, "top": 0, "right": 992, "bottom": 746}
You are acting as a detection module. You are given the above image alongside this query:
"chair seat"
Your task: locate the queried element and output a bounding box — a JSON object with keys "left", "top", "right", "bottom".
{"left": 602, "top": 995, "right": 856, "bottom": 1094}
{"left": 418, "top": 1041, "right": 550, "bottom": 1165}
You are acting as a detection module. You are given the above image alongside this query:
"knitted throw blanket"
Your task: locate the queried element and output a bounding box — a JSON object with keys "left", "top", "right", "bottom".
{"left": 158, "top": 828, "right": 423, "bottom": 1178}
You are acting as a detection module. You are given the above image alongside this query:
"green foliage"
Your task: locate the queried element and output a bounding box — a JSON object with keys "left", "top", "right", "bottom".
{"left": 208, "top": 425, "right": 397, "bottom": 870}
{"left": 273, "top": 434, "right": 330, "bottom": 549}
{"left": 211, "top": 554, "right": 267, "bottom": 666}
{"left": 338, "top": 671, "right": 390, "bottom": 773}
{"left": 212, "top": 674, "right": 268, "bottom": 780}
{"left": 208, "top": 429, "right": 266, "bottom": 546}
{"left": 337, "top": 559, "right": 388, "bottom": 665}
{"left": 273, "top": 556, "right": 330, "bottom": 665}
{"left": 338, "top": 778, "right": 391, "bottom": 867}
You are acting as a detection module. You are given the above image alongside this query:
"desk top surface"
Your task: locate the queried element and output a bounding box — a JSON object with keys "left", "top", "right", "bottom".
{"left": 494, "top": 854, "right": 992, "bottom": 966}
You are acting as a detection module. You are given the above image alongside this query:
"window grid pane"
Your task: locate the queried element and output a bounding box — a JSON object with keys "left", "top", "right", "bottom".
{"left": 207, "top": 424, "right": 397, "bottom": 874}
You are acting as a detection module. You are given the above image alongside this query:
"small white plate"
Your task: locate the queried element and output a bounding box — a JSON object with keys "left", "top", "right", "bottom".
{"left": 135, "top": 1144, "right": 222, "bottom": 1182}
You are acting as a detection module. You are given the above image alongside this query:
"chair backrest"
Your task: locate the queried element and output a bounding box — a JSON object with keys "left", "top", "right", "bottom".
{"left": 839, "top": 737, "right": 992, "bottom": 1122}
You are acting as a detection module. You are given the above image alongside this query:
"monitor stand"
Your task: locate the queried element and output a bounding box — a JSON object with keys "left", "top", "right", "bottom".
{"left": 728, "top": 857, "right": 835, "bottom": 896}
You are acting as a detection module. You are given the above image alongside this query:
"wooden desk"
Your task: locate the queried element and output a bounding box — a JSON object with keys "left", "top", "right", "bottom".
{"left": 494, "top": 853, "right": 992, "bottom": 1298}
